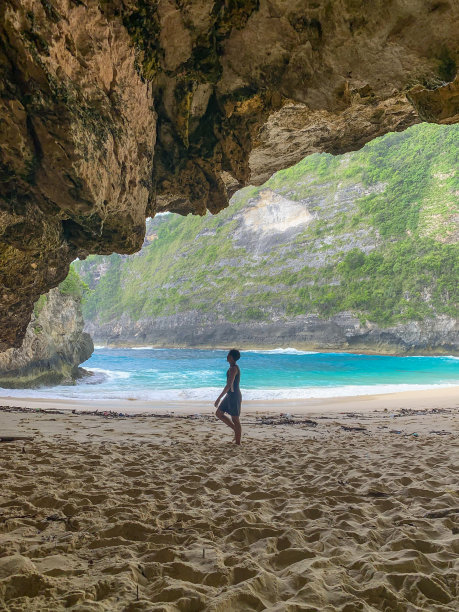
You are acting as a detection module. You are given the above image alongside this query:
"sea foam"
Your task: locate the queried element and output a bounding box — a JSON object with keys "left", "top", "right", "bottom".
{"left": 243, "top": 347, "right": 318, "bottom": 355}
{"left": 88, "top": 368, "right": 131, "bottom": 380}
{"left": 1, "top": 382, "right": 457, "bottom": 404}
{"left": 130, "top": 346, "right": 158, "bottom": 350}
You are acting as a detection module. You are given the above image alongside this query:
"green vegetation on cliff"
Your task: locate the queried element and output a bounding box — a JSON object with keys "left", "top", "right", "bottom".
{"left": 33, "top": 268, "right": 88, "bottom": 319}
{"left": 75, "top": 123, "right": 458, "bottom": 328}
{"left": 58, "top": 266, "right": 89, "bottom": 299}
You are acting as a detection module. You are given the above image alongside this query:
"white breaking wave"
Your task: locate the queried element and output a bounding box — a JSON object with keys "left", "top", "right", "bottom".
{"left": 243, "top": 347, "right": 318, "bottom": 355}
{"left": 240, "top": 383, "right": 458, "bottom": 400}
{"left": 94, "top": 346, "right": 318, "bottom": 355}
{"left": 3, "top": 382, "right": 457, "bottom": 403}
{"left": 91, "top": 346, "right": 459, "bottom": 360}
{"left": 130, "top": 383, "right": 458, "bottom": 401}
{"left": 130, "top": 346, "right": 158, "bottom": 350}
{"left": 407, "top": 354, "right": 459, "bottom": 359}
{"left": 88, "top": 368, "right": 131, "bottom": 380}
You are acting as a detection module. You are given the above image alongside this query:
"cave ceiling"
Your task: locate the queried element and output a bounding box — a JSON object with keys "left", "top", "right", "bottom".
{"left": 0, "top": 0, "right": 458, "bottom": 348}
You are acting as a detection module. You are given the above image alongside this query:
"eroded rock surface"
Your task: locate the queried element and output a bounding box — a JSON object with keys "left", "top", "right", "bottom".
{"left": 85, "top": 311, "right": 459, "bottom": 356}
{"left": 1, "top": 0, "right": 458, "bottom": 348}
{"left": 0, "top": 287, "right": 93, "bottom": 388}
{"left": 0, "top": 0, "right": 155, "bottom": 349}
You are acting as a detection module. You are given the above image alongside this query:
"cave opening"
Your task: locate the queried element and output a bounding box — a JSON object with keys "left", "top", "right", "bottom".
{"left": 72, "top": 122, "right": 458, "bottom": 355}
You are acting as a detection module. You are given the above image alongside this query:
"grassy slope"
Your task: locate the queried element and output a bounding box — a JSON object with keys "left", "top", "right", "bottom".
{"left": 75, "top": 124, "right": 459, "bottom": 328}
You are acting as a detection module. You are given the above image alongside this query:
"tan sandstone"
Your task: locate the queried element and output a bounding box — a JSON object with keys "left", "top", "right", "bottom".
{"left": 0, "top": 0, "right": 458, "bottom": 348}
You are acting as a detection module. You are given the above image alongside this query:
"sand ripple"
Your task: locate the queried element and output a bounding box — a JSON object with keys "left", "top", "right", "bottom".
{"left": 0, "top": 412, "right": 458, "bottom": 610}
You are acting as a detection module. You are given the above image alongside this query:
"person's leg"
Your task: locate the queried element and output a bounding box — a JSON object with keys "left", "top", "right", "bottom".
{"left": 216, "top": 409, "right": 236, "bottom": 432}
{"left": 231, "top": 415, "right": 242, "bottom": 445}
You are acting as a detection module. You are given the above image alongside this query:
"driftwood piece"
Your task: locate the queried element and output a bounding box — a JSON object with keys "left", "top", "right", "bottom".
{"left": 0, "top": 435, "right": 33, "bottom": 442}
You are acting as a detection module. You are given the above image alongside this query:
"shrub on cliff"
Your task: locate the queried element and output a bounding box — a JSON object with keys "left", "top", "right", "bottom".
{"left": 58, "top": 267, "right": 89, "bottom": 300}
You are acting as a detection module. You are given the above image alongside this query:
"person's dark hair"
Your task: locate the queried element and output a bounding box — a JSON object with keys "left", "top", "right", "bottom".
{"left": 228, "top": 349, "right": 241, "bottom": 362}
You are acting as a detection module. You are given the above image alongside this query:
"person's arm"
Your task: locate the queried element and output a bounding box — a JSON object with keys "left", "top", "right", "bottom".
{"left": 214, "top": 366, "right": 237, "bottom": 408}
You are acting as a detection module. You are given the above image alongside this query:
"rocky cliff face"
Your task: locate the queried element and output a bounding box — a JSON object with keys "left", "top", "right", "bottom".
{"left": 1, "top": 0, "right": 459, "bottom": 350}
{"left": 84, "top": 311, "right": 458, "bottom": 356}
{"left": 0, "top": 287, "right": 93, "bottom": 388}
{"left": 76, "top": 124, "right": 458, "bottom": 355}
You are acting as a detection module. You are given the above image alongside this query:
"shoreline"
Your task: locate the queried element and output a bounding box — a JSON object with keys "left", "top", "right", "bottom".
{"left": 91, "top": 343, "right": 459, "bottom": 357}
{"left": 1, "top": 385, "right": 458, "bottom": 415}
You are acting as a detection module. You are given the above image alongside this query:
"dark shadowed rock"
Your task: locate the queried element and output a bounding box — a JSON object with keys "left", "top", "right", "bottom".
{"left": 0, "top": 0, "right": 458, "bottom": 348}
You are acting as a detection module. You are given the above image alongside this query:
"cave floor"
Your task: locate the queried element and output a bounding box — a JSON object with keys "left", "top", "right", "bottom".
{"left": 0, "top": 399, "right": 458, "bottom": 611}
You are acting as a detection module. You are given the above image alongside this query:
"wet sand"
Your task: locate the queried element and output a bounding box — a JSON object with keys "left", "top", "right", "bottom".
{"left": 0, "top": 385, "right": 458, "bottom": 415}
{"left": 0, "top": 389, "right": 458, "bottom": 610}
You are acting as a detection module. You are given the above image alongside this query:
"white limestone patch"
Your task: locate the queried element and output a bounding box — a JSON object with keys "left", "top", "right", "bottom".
{"left": 241, "top": 190, "right": 313, "bottom": 234}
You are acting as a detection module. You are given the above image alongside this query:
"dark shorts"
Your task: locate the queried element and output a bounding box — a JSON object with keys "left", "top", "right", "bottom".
{"left": 219, "top": 393, "right": 241, "bottom": 417}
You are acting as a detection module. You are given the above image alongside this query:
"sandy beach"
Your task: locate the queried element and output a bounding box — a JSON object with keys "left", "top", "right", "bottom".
{"left": 0, "top": 388, "right": 458, "bottom": 610}
{"left": 1, "top": 386, "right": 458, "bottom": 416}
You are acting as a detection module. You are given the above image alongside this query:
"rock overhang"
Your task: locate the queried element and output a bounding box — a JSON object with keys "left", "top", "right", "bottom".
{"left": 0, "top": 0, "right": 458, "bottom": 348}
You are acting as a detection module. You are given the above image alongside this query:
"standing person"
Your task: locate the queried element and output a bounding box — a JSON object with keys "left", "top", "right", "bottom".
{"left": 214, "top": 349, "right": 242, "bottom": 445}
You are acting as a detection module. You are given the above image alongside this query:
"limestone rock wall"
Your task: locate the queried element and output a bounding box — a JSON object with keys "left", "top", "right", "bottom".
{"left": 1, "top": 0, "right": 458, "bottom": 349}
{"left": 0, "top": 287, "right": 93, "bottom": 388}
{"left": 84, "top": 311, "right": 459, "bottom": 356}
{"left": 0, "top": 0, "right": 155, "bottom": 349}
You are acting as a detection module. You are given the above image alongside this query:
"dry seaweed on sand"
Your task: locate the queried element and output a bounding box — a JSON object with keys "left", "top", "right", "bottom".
{"left": 254, "top": 414, "right": 318, "bottom": 426}
{"left": 391, "top": 407, "right": 452, "bottom": 417}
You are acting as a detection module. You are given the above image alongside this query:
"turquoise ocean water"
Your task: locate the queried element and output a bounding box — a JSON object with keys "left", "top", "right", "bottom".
{"left": 1, "top": 348, "right": 458, "bottom": 402}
